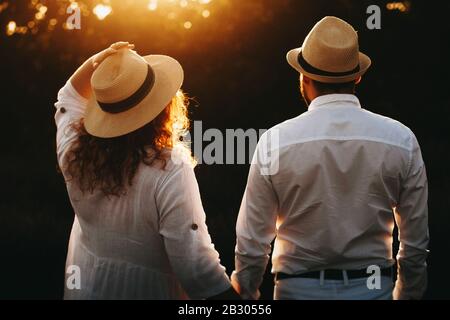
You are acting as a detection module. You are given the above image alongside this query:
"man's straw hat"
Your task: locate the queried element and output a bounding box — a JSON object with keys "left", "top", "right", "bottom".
{"left": 287, "top": 16, "right": 371, "bottom": 83}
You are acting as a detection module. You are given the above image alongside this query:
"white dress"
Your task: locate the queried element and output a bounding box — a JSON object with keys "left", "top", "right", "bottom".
{"left": 55, "top": 82, "right": 231, "bottom": 300}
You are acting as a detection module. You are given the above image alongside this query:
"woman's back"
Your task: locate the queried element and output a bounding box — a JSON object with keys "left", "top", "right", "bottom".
{"left": 55, "top": 47, "right": 232, "bottom": 299}
{"left": 64, "top": 158, "right": 191, "bottom": 299}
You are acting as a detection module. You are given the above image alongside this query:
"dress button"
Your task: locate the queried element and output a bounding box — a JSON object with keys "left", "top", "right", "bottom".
{"left": 191, "top": 223, "right": 198, "bottom": 231}
{"left": 60, "top": 107, "right": 66, "bottom": 113}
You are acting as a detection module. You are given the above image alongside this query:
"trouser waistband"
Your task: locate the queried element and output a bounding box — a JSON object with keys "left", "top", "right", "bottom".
{"left": 276, "top": 267, "right": 392, "bottom": 281}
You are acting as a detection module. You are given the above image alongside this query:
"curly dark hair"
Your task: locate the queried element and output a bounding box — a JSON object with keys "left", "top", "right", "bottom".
{"left": 62, "top": 91, "right": 193, "bottom": 197}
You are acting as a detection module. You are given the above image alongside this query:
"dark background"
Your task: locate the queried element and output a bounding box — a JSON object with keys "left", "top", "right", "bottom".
{"left": 0, "top": 0, "right": 449, "bottom": 299}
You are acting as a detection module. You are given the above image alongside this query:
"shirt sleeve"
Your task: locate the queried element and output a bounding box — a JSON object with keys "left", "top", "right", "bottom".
{"left": 54, "top": 81, "right": 88, "bottom": 166}
{"left": 155, "top": 160, "right": 231, "bottom": 300}
{"left": 231, "top": 133, "right": 279, "bottom": 300}
{"left": 393, "top": 132, "right": 429, "bottom": 300}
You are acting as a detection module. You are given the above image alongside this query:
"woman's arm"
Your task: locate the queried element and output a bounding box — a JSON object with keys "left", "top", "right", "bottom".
{"left": 207, "top": 287, "right": 241, "bottom": 300}
{"left": 156, "top": 161, "right": 234, "bottom": 300}
{"left": 55, "top": 42, "right": 134, "bottom": 165}
{"left": 70, "top": 41, "right": 134, "bottom": 99}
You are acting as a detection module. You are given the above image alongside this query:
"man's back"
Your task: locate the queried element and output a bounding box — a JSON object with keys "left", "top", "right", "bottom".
{"left": 269, "top": 94, "right": 415, "bottom": 271}
{"left": 232, "top": 93, "right": 428, "bottom": 300}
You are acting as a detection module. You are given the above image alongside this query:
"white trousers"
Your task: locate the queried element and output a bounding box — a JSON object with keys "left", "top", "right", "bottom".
{"left": 274, "top": 274, "right": 393, "bottom": 300}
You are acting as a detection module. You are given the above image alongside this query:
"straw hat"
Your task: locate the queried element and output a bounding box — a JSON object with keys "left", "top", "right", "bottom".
{"left": 287, "top": 16, "right": 371, "bottom": 83}
{"left": 84, "top": 49, "right": 183, "bottom": 138}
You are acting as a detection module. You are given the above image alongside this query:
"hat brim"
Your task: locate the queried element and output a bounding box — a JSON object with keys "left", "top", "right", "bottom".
{"left": 286, "top": 47, "right": 371, "bottom": 83}
{"left": 84, "top": 55, "right": 184, "bottom": 138}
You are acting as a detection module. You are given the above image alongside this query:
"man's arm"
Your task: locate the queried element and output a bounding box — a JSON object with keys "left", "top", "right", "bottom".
{"left": 231, "top": 134, "right": 279, "bottom": 300}
{"left": 393, "top": 132, "right": 429, "bottom": 300}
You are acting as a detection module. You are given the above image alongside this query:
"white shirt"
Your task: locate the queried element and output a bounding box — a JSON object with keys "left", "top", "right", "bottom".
{"left": 232, "top": 94, "right": 429, "bottom": 300}
{"left": 55, "top": 82, "right": 231, "bottom": 300}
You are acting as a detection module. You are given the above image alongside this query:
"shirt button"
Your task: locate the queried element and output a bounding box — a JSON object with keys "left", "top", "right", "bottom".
{"left": 60, "top": 107, "right": 66, "bottom": 114}
{"left": 191, "top": 223, "right": 198, "bottom": 231}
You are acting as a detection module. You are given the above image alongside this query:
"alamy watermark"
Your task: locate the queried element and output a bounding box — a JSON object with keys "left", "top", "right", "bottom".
{"left": 65, "top": 264, "right": 387, "bottom": 291}
{"left": 366, "top": 5, "right": 382, "bottom": 30}
{"left": 66, "top": 3, "right": 81, "bottom": 30}
{"left": 366, "top": 265, "right": 383, "bottom": 290}
{"left": 171, "top": 121, "right": 280, "bottom": 175}
{"left": 64, "top": 3, "right": 385, "bottom": 32}
{"left": 66, "top": 265, "right": 81, "bottom": 290}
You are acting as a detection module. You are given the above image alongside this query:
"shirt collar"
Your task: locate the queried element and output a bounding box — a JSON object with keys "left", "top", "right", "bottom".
{"left": 308, "top": 94, "right": 361, "bottom": 111}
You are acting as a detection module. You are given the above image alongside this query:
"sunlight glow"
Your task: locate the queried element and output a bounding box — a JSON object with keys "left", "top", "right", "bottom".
{"left": 148, "top": 0, "right": 158, "bottom": 11}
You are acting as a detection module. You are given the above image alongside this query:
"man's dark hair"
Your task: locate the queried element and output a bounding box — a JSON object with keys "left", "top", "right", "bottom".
{"left": 312, "top": 80, "right": 356, "bottom": 95}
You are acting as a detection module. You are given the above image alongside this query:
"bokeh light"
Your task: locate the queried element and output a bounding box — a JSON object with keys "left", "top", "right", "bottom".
{"left": 0, "top": 0, "right": 217, "bottom": 36}
{"left": 93, "top": 4, "right": 112, "bottom": 20}
{"left": 148, "top": 0, "right": 158, "bottom": 11}
{"left": 202, "top": 9, "right": 210, "bottom": 18}
{"left": 386, "top": 1, "right": 411, "bottom": 13}
{"left": 0, "top": 1, "right": 8, "bottom": 14}
{"left": 6, "top": 20, "right": 16, "bottom": 36}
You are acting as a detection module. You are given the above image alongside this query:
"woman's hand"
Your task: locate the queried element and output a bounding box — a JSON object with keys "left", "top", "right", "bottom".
{"left": 70, "top": 42, "right": 135, "bottom": 99}
{"left": 92, "top": 42, "right": 135, "bottom": 69}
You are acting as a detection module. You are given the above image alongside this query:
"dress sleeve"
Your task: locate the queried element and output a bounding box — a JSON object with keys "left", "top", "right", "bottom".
{"left": 54, "top": 81, "right": 88, "bottom": 166}
{"left": 155, "top": 160, "right": 231, "bottom": 299}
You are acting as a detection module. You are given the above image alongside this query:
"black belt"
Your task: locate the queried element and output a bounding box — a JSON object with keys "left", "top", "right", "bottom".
{"left": 276, "top": 267, "right": 392, "bottom": 281}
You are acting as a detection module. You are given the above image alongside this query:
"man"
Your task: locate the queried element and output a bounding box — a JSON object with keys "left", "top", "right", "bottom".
{"left": 231, "top": 17, "right": 429, "bottom": 300}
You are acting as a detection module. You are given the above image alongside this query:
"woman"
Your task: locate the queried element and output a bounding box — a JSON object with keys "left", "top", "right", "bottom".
{"left": 55, "top": 42, "right": 236, "bottom": 299}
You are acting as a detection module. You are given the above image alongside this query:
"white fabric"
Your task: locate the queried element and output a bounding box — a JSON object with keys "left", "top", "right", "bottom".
{"left": 232, "top": 94, "right": 429, "bottom": 300}
{"left": 55, "top": 81, "right": 231, "bottom": 300}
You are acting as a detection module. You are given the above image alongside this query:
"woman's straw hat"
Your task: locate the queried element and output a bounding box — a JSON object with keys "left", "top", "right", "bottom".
{"left": 84, "top": 49, "right": 183, "bottom": 138}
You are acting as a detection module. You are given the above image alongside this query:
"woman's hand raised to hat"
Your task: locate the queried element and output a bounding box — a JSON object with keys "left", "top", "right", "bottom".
{"left": 92, "top": 42, "right": 135, "bottom": 69}
{"left": 70, "top": 42, "right": 135, "bottom": 100}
